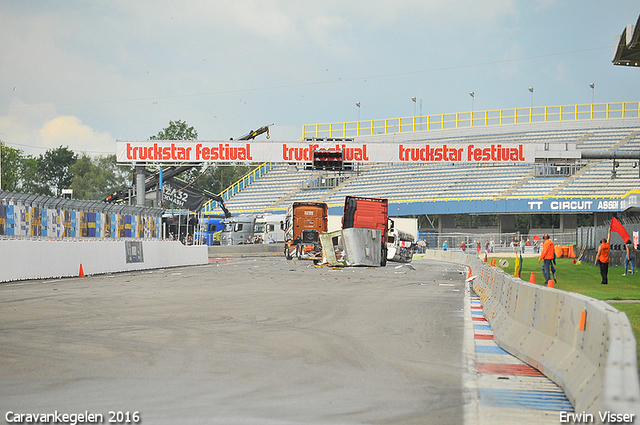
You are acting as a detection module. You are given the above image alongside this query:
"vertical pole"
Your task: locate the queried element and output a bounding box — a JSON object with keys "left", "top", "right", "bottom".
{"left": 135, "top": 164, "right": 145, "bottom": 206}
{"left": 158, "top": 167, "right": 163, "bottom": 208}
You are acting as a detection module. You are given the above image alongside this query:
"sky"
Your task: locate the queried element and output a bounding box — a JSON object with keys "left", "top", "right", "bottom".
{"left": 1, "top": 1, "right": 639, "bottom": 157}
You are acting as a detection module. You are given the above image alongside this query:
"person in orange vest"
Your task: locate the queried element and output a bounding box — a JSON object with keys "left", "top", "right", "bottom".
{"left": 595, "top": 229, "right": 612, "bottom": 285}
{"left": 538, "top": 233, "right": 555, "bottom": 283}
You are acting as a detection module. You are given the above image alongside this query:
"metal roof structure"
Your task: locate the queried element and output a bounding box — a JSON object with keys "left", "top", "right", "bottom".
{"left": 612, "top": 14, "right": 640, "bottom": 67}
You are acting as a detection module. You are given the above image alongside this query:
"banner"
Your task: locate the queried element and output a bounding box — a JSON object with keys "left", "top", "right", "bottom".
{"left": 634, "top": 231, "right": 639, "bottom": 249}
{"left": 162, "top": 178, "right": 207, "bottom": 211}
{"left": 116, "top": 140, "right": 538, "bottom": 164}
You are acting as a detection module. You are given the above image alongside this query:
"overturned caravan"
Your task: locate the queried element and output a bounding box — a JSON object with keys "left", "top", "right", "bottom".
{"left": 387, "top": 227, "right": 414, "bottom": 263}
{"left": 320, "top": 228, "right": 383, "bottom": 267}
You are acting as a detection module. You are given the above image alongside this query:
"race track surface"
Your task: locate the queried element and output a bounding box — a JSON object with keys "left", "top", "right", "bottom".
{"left": 0, "top": 257, "right": 467, "bottom": 425}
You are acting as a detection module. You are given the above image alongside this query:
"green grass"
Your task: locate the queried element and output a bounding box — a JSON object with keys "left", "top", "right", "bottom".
{"left": 498, "top": 256, "right": 640, "bottom": 374}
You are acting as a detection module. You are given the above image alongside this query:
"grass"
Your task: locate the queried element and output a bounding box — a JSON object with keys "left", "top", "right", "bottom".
{"left": 497, "top": 256, "right": 640, "bottom": 375}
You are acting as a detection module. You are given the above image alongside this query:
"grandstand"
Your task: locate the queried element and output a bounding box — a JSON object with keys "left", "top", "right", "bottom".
{"left": 204, "top": 102, "right": 640, "bottom": 234}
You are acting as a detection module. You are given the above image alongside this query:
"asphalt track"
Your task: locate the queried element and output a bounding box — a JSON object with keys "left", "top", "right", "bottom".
{"left": 0, "top": 257, "right": 468, "bottom": 425}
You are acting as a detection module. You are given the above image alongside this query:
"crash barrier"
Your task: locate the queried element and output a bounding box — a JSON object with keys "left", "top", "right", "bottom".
{"left": 423, "top": 249, "right": 640, "bottom": 420}
{"left": 0, "top": 191, "right": 162, "bottom": 240}
{"left": 0, "top": 239, "right": 208, "bottom": 283}
{"left": 208, "top": 243, "right": 284, "bottom": 258}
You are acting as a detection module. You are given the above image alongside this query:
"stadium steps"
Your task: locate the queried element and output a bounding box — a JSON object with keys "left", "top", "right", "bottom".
{"left": 549, "top": 129, "right": 640, "bottom": 197}
{"left": 265, "top": 171, "right": 324, "bottom": 209}
{"left": 498, "top": 170, "right": 536, "bottom": 197}
{"left": 535, "top": 131, "right": 594, "bottom": 198}
{"left": 318, "top": 165, "right": 374, "bottom": 203}
{"left": 609, "top": 130, "right": 640, "bottom": 150}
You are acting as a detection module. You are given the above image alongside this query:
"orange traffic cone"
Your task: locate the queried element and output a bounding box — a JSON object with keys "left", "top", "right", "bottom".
{"left": 529, "top": 272, "right": 535, "bottom": 284}
{"left": 467, "top": 268, "right": 472, "bottom": 279}
{"left": 547, "top": 279, "right": 554, "bottom": 288}
{"left": 79, "top": 264, "right": 85, "bottom": 277}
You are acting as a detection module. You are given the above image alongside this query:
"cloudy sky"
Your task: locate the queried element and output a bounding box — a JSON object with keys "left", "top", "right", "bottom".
{"left": 1, "top": 1, "right": 638, "bottom": 157}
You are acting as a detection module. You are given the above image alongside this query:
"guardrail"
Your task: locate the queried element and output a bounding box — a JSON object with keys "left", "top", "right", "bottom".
{"left": 302, "top": 102, "right": 640, "bottom": 138}
{"left": 423, "top": 249, "right": 639, "bottom": 421}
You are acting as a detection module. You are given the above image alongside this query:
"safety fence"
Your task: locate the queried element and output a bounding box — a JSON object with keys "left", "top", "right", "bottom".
{"left": 423, "top": 249, "right": 640, "bottom": 421}
{"left": 0, "top": 191, "right": 162, "bottom": 240}
{"left": 302, "top": 101, "right": 640, "bottom": 138}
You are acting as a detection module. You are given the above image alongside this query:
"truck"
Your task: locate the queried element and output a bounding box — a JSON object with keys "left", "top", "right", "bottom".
{"left": 253, "top": 214, "right": 285, "bottom": 244}
{"left": 342, "top": 196, "right": 389, "bottom": 266}
{"left": 220, "top": 214, "right": 257, "bottom": 245}
{"left": 195, "top": 216, "right": 225, "bottom": 245}
{"left": 283, "top": 202, "right": 328, "bottom": 262}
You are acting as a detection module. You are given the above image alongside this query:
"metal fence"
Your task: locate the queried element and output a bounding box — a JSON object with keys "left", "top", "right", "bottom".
{"left": 0, "top": 191, "right": 163, "bottom": 240}
{"left": 420, "top": 231, "right": 578, "bottom": 253}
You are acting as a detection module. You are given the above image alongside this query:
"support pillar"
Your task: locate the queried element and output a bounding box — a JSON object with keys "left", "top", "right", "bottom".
{"left": 560, "top": 214, "right": 577, "bottom": 233}
{"left": 498, "top": 214, "right": 516, "bottom": 234}
{"left": 438, "top": 214, "right": 455, "bottom": 233}
{"left": 136, "top": 165, "right": 146, "bottom": 206}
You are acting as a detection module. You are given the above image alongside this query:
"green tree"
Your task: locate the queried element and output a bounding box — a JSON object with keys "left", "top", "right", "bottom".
{"left": 19, "top": 155, "right": 51, "bottom": 195}
{"left": 150, "top": 120, "right": 198, "bottom": 141}
{"left": 38, "top": 146, "right": 77, "bottom": 196}
{"left": 71, "top": 154, "right": 131, "bottom": 200}
{"left": 1, "top": 141, "right": 23, "bottom": 191}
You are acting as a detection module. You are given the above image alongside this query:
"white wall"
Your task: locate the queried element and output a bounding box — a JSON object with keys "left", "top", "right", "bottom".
{"left": 0, "top": 240, "right": 208, "bottom": 282}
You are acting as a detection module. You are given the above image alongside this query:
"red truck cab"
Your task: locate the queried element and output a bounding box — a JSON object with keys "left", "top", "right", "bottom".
{"left": 342, "top": 196, "right": 389, "bottom": 266}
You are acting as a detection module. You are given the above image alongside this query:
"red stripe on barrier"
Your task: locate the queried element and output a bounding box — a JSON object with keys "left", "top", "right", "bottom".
{"left": 472, "top": 317, "right": 488, "bottom": 321}
{"left": 474, "top": 334, "right": 494, "bottom": 340}
{"left": 476, "top": 363, "right": 543, "bottom": 376}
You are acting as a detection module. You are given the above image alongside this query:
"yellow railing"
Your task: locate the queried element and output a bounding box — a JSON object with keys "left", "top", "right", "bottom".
{"left": 200, "top": 162, "right": 273, "bottom": 215}
{"left": 302, "top": 102, "right": 640, "bottom": 139}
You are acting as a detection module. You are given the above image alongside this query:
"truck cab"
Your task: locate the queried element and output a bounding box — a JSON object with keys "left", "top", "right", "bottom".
{"left": 220, "top": 214, "right": 256, "bottom": 245}
{"left": 342, "top": 196, "right": 389, "bottom": 266}
{"left": 253, "top": 214, "right": 285, "bottom": 244}
{"left": 283, "top": 202, "right": 328, "bottom": 262}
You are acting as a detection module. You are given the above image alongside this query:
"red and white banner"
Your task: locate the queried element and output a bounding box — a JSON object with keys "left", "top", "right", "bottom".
{"left": 116, "top": 140, "right": 536, "bottom": 164}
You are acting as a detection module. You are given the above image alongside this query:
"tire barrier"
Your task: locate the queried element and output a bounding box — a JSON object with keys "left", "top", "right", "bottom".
{"left": 422, "top": 249, "right": 639, "bottom": 421}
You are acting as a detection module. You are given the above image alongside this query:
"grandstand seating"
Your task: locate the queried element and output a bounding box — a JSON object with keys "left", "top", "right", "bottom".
{"left": 221, "top": 122, "right": 640, "bottom": 214}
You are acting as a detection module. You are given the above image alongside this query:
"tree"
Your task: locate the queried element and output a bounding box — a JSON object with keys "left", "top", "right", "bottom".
{"left": 71, "top": 154, "right": 131, "bottom": 200}
{"left": 150, "top": 120, "right": 198, "bottom": 141}
{"left": 1, "top": 141, "right": 23, "bottom": 191}
{"left": 38, "top": 146, "right": 77, "bottom": 196}
{"left": 19, "top": 155, "right": 51, "bottom": 195}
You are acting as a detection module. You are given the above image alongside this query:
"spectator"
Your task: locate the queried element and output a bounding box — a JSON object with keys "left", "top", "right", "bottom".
{"left": 442, "top": 240, "right": 448, "bottom": 251}
{"left": 246, "top": 235, "right": 253, "bottom": 244}
{"left": 418, "top": 239, "right": 426, "bottom": 253}
{"left": 538, "top": 234, "right": 555, "bottom": 284}
{"left": 489, "top": 238, "right": 494, "bottom": 253}
{"left": 595, "top": 229, "right": 611, "bottom": 285}
{"left": 268, "top": 233, "right": 275, "bottom": 244}
{"left": 460, "top": 241, "right": 467, "bottom": 252}
{"left": 520, "top": 238, "right": 525, "bottom": 254}
{"left": 624, "top": 238, "right": 635, "bottom": 275}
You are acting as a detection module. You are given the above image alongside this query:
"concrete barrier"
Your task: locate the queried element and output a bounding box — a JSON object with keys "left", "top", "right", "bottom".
{"left": 0, "top": 239, "right": 208, "bottom": 282}
{"left": 422, "top": 249, "right": 640, "bottom": 421}
{"left": 208, "top": 243, "right": 284, "bottom": 258}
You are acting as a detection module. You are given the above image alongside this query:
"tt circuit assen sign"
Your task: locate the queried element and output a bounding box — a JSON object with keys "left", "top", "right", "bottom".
{"left": 116, "top": 140, "right": 536, "bottom": 164}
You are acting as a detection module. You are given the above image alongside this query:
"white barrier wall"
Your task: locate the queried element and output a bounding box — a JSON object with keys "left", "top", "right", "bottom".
{"left": 0, "top": 240, "right": 208, "bottom": 282}
{"left": 423, "top": 250, "right": 640, "bottom": 422}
